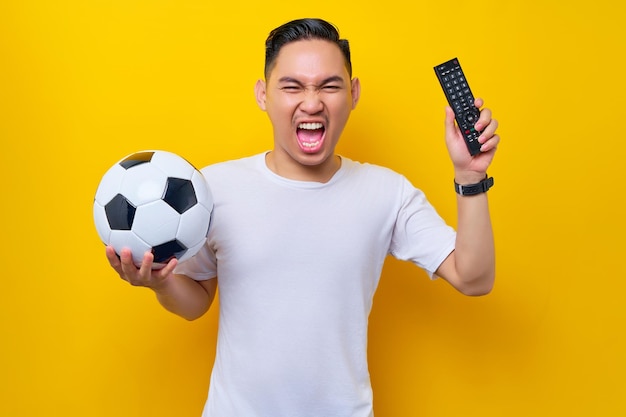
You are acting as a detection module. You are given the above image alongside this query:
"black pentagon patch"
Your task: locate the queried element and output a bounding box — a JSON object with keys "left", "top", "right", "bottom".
{"left": 105, "top": 194, "right": 136, "bottom": 230}
{"left": 119, "top": 151, "right": 155, "bottom": 169}
{"left": 152, "top": 240, "right": 188, "bottom": 263}
{"left": 163, "top": 177, "right": 197, "bottom": 214}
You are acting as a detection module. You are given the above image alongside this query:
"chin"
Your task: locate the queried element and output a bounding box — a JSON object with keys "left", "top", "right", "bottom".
{"left": 295, "top": 149, "right": 334, "bottom": 166}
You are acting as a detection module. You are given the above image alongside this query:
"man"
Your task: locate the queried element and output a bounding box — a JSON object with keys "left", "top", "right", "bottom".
{"left": 106, "top": 18, "right": 499, "bottom": 417}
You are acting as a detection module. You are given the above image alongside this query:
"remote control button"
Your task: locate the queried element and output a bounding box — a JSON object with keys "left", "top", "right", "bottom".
{"left": 464, "top": 110, "right": 479, "bottom": 124}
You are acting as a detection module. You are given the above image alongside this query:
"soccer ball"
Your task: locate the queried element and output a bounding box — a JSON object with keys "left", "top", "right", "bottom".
{"left": 93, "top": 150, "right": 213, "bottom": 269}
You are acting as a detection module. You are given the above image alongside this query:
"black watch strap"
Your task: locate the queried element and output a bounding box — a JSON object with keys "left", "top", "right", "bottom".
{"left": 454, "top": 175, "right": 494, "bottom": 196}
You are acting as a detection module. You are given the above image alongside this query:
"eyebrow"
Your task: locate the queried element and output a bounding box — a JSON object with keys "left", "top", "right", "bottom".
{"left": 277, "top": 76, "right": 345, "bottom": 86}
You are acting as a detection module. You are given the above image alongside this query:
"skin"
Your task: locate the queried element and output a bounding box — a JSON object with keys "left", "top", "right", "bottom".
{"left": 436, "top": 99, "right": 498, "bottom": 295}
{"left": 106, "top": 37, "right": 500, "bottom": 320}
{"left": 255, "top": 39, "right": 360, "bottom": 183}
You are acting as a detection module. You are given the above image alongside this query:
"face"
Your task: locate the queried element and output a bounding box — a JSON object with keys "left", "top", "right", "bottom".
{"left": 255, "top": 39, "right": 360, "bottom": 181}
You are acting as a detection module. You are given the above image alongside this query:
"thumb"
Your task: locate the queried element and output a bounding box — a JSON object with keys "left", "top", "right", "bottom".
{"left": 444, "top": 106, "right": 457, "bottom": 133}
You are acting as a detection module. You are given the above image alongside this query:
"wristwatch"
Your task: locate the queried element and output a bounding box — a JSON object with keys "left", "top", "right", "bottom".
{"left": 454, "top": 175, "right": 494, "bottom": 196}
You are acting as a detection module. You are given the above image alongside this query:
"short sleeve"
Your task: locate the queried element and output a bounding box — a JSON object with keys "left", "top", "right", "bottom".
{"left": 173, "top": 239, "right": 217, "bottom": 281}
{"left": 389, "top": 178, "right": 456, "bottom": 278}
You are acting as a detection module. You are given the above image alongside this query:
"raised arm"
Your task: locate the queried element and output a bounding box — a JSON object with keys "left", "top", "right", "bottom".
{"left": 435, "top": 98, "right": 499, "bottom": 296}
{"left": 106, "top": 247, "right": 217, "bottom": 320}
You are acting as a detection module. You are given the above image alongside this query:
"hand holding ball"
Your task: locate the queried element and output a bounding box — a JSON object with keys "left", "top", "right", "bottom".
{"left": 93, "top": 150, "right": 213, "bottom": 269}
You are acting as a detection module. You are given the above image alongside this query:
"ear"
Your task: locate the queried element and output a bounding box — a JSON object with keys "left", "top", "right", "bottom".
{"left": 255, "top": 79, "right": 267, "bottom": 111}
{"left": 350, "top": 77, "right": 361, "bottom": 109}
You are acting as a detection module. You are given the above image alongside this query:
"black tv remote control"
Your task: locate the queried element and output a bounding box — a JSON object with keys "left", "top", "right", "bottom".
{"left": 434, "top": 58, "right": 483, "bottom": 156}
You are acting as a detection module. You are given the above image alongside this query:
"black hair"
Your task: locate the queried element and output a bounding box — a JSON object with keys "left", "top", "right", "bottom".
{"left": 264, "top": 18, "right": 352, "bottom": 79}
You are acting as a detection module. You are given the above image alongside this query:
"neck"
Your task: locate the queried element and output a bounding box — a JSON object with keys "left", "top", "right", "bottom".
{"left": 265, "top": 152, "right": 341, "bottom": 183}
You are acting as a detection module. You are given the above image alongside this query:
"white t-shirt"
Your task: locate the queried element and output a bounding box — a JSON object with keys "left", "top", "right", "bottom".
{"left": 175, "top": 153, "right": 456, "bottom": 417}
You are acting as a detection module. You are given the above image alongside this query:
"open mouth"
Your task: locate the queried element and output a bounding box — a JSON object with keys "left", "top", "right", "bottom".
{"left": 296, "top": 122, "right": 325, "bottom": 153}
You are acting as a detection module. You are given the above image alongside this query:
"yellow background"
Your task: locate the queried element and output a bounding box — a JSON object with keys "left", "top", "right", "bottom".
{"left": 1, "top": 1, "right": 624, "bottom": 416}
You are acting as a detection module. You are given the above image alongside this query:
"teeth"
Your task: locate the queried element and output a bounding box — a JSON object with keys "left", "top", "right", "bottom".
{"left": 301, "top": 140, "right": 320, "bottom": 148}
{"left": 298, "top": 122, "right": 323, "bottom": 130}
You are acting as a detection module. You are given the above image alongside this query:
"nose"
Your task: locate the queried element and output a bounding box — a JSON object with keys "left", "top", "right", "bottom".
{"left": 299, "top": 90, "right": 324, "bottom": 114}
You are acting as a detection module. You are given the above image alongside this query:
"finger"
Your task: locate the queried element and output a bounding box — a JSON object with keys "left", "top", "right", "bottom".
{"left": 479, "top": 118, "right": 499, "bottom": 143}
{"left": 160, "top": 257, "right": 178, "bottom": 279}
{"left": 480, "top": 134, "right": 500, "bottom": 152}
{"left": 138, "top": 251, "right": 155, "bottom": 277}
{"left": 119, "top": 248, "right": 134, "bottom": 266}
{"left": 105, "top": 246, "right": 121, "bottom": 267}
{"left": 444, "top": 106, "right": 457, "bottom": 132}
{"left": 105, "top": 246, "right": 126, "bottom": 279}
{"left": 474, "top": 97, "right": 484, "bottom": 108}
{"left": 475, "top": 107, "right": 492, "bottom": 131}
{"left": 124, "top": 251, "right": 153, "bottom": 286}
{"left": 119, "top": 248, "right": 139, "bottom": 282}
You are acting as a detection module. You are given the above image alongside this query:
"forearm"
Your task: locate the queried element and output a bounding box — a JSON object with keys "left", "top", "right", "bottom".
{"left": 152, "top": 274, "right": 215, "bottom": 321}
{"left": 454, "top": 191, "right": 495, "bottom": 289}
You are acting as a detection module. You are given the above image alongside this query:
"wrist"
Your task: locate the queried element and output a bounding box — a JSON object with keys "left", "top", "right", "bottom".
{"left": 453, "top": 170, "right": 487, "bottom": 185}
{"left": 454, "top": 174, "right": 494, "bottom": 196}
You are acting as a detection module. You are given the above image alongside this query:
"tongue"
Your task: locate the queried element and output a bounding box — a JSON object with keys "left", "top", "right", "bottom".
{"left": 297, "top": 128, "right": 324, "bottom": 152}
{"left": 297, "top": 128, "right": 323, "bottom": 143}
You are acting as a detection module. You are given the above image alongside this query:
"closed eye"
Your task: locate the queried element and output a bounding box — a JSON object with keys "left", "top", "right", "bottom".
{"left": 277, "top": 76, "right": 345, "bottom": 93}
{"left": 280, "top": 85, "right": 304, "bottom": 92}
